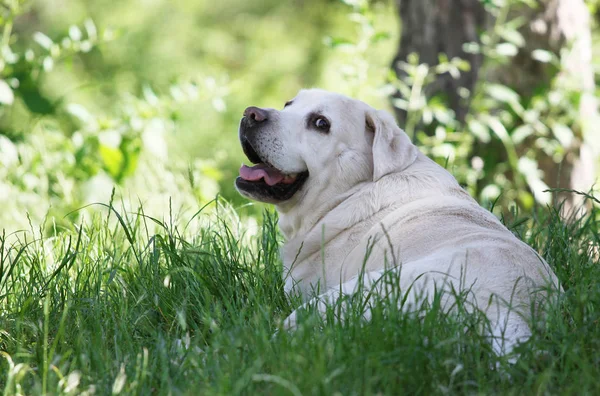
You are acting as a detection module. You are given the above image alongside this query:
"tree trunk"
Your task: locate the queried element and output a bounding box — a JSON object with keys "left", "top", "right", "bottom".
{"left": 392, "top": 0, "right": 599, "bottom": 216}
{"left": 391, "top": 0, "right": 487, "bottom": 126}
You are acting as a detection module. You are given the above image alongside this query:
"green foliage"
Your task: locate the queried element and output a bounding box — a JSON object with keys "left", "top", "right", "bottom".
{"left": 0, "top": 1, "right": 236, "bottom": 232}
{"left": 389, "top": 0, "right": 597, "bottom": 211}
{"left": 1, "top": 0, "right": 401, "bottom": 233}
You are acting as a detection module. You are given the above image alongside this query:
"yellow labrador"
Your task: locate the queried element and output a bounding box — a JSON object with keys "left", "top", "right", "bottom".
{"left": 235, "top": 89, "right": 559, "bottom": 355}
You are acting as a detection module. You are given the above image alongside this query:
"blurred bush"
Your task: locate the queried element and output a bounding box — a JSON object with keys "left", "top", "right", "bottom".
{"left": 0, "top": 0, "right": 598, "bottom": 234}
{"left": 0, "top": 0, "right": 397, "bottom": 233}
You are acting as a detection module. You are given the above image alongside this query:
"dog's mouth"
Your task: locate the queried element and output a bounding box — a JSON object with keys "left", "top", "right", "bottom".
{"left": 235, "top": 137, "right": 309, "bottom": 203}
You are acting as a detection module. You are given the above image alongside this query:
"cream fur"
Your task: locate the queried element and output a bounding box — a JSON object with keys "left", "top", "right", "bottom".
{"left": 238, "top": 89, "right": 560, "bottom": 355}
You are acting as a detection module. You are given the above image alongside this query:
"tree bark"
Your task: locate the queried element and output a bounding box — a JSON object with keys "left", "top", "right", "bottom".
{"left": 391, "top": 0, "right": 487, "bottom": 126}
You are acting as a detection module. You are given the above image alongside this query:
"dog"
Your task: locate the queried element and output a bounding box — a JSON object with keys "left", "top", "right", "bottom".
{"left": 235, "top": 89, "right": 560, "bottom": 355}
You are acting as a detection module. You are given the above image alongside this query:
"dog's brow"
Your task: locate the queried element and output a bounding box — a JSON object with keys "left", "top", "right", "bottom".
{"left": 284, "top": 100, "right": 293, "bottom": 108}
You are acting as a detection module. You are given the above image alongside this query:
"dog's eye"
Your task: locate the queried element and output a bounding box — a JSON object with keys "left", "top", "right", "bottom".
{"left": 314, "top": 117, "right": 330, "bottom": 131}
{"left": 306, "top": 112, "right": 331, "bottom": 133}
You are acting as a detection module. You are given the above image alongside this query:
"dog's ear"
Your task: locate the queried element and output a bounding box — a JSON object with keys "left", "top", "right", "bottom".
{"left": 366, "top": 108, "right": 418, "bottom": 181}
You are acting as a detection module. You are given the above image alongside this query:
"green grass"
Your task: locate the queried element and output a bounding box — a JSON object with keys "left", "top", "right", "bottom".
{"left": 0, "top": 195, "right": 599, "bottom": 395}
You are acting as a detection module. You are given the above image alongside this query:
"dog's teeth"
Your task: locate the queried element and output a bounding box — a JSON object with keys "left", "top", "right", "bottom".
{"left": 289, "top": 173, "right": 298, "bottom": 178}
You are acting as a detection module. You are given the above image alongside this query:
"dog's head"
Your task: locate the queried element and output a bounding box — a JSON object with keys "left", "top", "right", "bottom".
{"left": 235, "top": 89, "right": 418, "bottom": 205}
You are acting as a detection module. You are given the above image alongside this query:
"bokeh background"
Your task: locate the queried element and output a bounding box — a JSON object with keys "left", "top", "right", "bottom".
{"left": 1, "top": 0, "right": 599, "bottom": 234}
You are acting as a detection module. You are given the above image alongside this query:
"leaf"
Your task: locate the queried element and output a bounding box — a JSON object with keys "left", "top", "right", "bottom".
{"left": 391, "top": 98, "right": 408, "bottom": 111}
{"left": 43, "top": 57, "right": 54, "bottom": 72}
{"left": 481, "top": 184, "right": 501, "bottom": 201}
{"left": 69, "top": 25, "right": 83, "bottom": 42}
{"left": 468, "top": 119, "right": 491, "bottom": 143}
{"left": 372, "top": 31, "right": 390, "bottom": 43}
{"left": 552, "top": 123, "right": 574, "bottom": 147}
{"left": 495, "top": 43, "right": 518, "bottom": 57}
{"left": 453, "top": 58, "right": 471, "bottom": 72}
{"left": 518, "top": 157, "right": 551, "bottom": 205}
{"left": 142, "top": 85, "right": 159, "bottom": 106}
{"left": 511, "top": 124, "right": 534, "bottom": 145}
{"left": 498, "top": 28, "right": 525, "bottom": 47}
{"left": 120, "top": 138, "right": 142, "bottom": 179}
{"left": 0, "top": 80, "right": 15, "bottom": 105}
{"left": 462, "top": 42, "right": 480, "bottom": 54}
{"left": 422, "top": 108, "right": 433, "bottom": 125}
{"left": 84, "top": 19, "right": 97, "bottom": 40}
{"left": 433, "top": 107, "right": 453, "bottom": 125}
{"left": 323, "top": 36, "right": 354, "bottom": 49}
{"left": 517, "top": 190, "right": 535, "bottom": 209}
{"left": 80, "top": 41, "right": 93, "bottom": 52}
{"left": 66, "top": 103, "right": 94, "bottom": 124}
{"left": 486, "top": 84, "right": 520, "bottom": 105}
{"left": 486, "top": 116, "right": 511, "bottom": 143}
{"left": 33, "top": 32, "right": 53, "bottom": 50}
{"left": 531, "top": 49, "right": 555, "bottom": 63}
{"left": 447, "top": 65, "right": 460, "bottom": 79}
{"left": 99, "top": 144, "right": 124, "bottom": 179}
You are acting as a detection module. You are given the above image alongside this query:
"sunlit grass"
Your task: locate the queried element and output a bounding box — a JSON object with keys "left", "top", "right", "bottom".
{"left": 0, "top": 196, "right": 599, "bottom": 394}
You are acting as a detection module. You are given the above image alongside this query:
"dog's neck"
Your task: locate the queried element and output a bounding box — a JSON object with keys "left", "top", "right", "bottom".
{"left": 276, "top": 154, "right": 469, "bottom": 262}
{"left": 277, "top": 182, "right": 365, "bottom": 241}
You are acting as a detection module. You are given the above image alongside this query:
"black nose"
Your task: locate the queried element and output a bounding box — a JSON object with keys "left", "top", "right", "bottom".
{"left": 243, "top": 106, "right": 268, "bottom": 126}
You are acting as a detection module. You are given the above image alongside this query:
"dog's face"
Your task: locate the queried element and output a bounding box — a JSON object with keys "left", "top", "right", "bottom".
{"left": 235, "top": 89, "right": 417, "bottom": 206}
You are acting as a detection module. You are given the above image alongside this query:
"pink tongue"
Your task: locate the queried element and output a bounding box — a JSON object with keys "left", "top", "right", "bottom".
{"left": 240, "top": 164, "right": 288, "bottom": 186}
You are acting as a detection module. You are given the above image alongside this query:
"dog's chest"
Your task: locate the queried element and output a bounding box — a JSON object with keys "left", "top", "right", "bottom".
{"left": 282, "top": 217, "right": 381, "bottom": 294}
